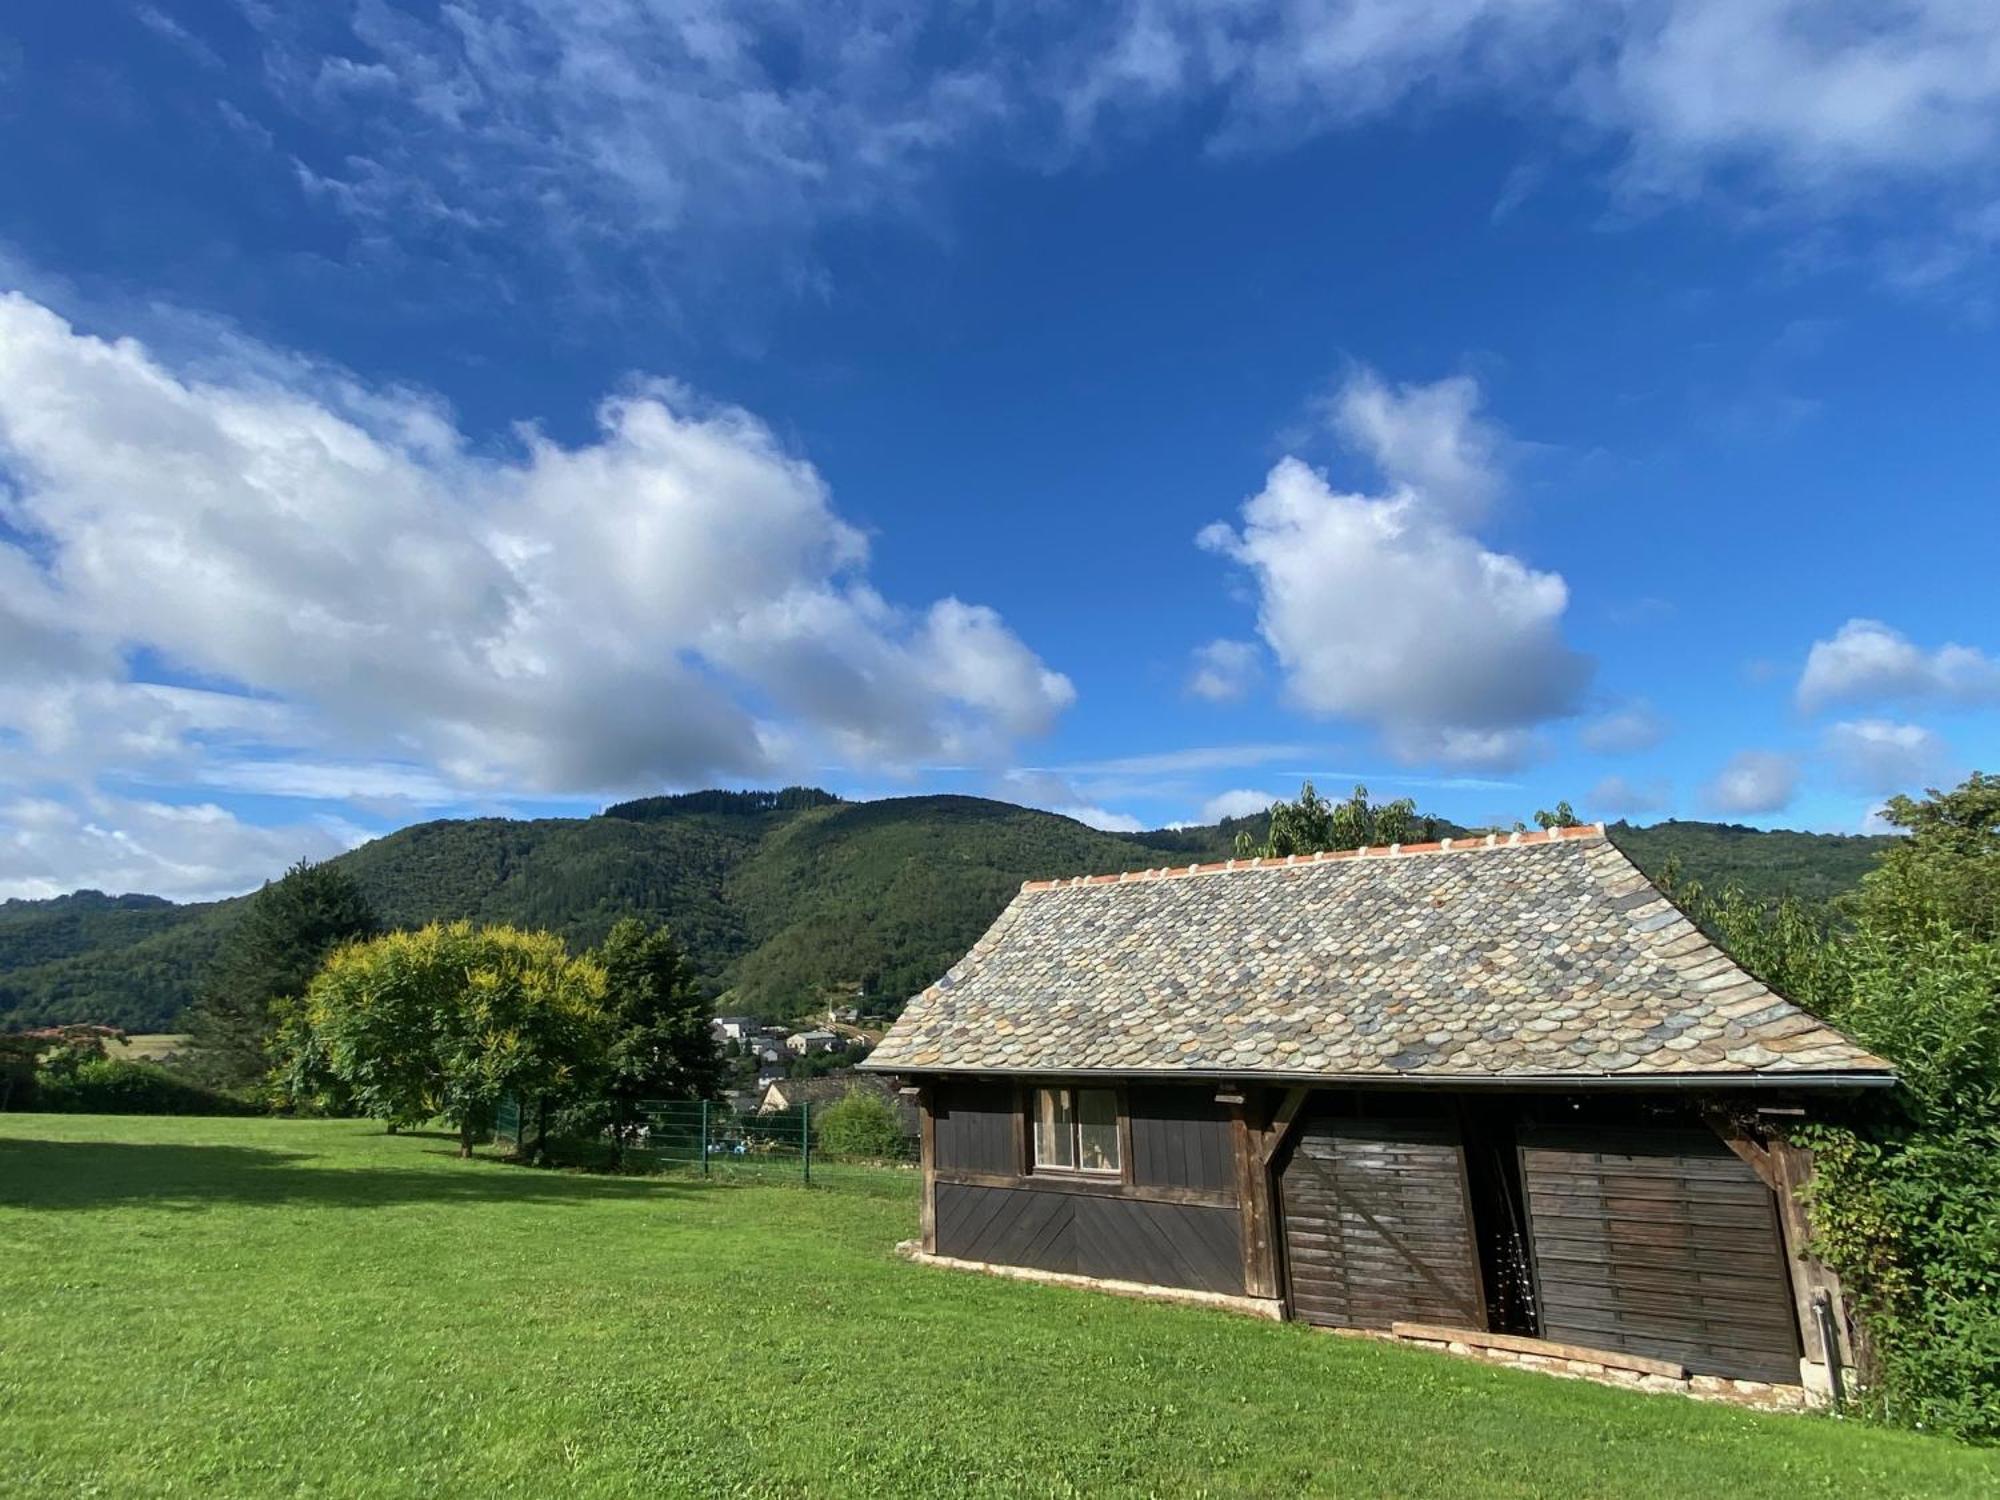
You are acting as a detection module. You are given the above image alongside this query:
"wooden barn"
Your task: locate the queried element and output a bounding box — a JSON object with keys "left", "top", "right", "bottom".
{"left": 862, "top": 824, "right": 1893, "bottom": 1401}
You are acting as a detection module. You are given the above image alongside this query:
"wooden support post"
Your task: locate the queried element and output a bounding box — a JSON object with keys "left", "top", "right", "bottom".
{"left": 1705, "top": 1108, "right": 1855, "bottom": 1394}
{"left": 1768, "top": 1138, "right": 1855, "bottom": 1379}
{"left": 1228, "top": 1088, "right": 1282, "bottom": 1301}
{"left": 917, "top": 1082, "right": 938, "bottom": 1255}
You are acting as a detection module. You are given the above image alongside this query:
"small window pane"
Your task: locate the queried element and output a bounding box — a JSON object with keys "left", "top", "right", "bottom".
{"left": 1076, "top": 1089, "right": 1120, "bottom": 1173}
{"left": 1033, "top": 1088, "right": 1075, "bottom": 1169}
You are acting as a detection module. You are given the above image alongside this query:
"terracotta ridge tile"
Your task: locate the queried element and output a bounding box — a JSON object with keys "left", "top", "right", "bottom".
{"left": 1017, "top": 822, "right": 1608, "bottom": 894}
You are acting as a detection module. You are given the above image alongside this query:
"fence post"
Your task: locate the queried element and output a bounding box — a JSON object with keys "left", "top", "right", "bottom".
{"left": 802, "top": 1100, "right": 812, "bottom": 1185}
{"left": 700, "top": 1099, "right": 710, "bottom": 1177}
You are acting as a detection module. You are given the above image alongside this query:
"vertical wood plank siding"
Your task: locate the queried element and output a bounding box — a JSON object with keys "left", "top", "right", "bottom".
{"left": 1279, "top": 1116, "right": 1486, "bottom": 1331}
{"left": 932, "top": 1081, "right": 1019, "bottom": 1174}
{"left": 1127, "top": 1087, "right": 1234, "bottom": 1193}
{"left": 1517, "top": 1127, "right": 1802, "bottom": 1384}
{"left": 934, "top": 1182, "right": 1244, "bottom": 1294}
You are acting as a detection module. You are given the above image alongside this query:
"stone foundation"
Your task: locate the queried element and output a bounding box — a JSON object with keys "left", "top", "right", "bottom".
{"left": 896, "top": 1241, "right": 1287, "bottom": 1319}
{"left": 895, "top": 1242, "right": 1819, "bottom": 1414}
{"left": 1364, "top": 1322, "right": 1818, "bottom": 1413}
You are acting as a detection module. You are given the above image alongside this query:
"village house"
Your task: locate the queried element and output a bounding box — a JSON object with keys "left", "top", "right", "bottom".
{"left": 758, "top": 1071, "right": 921, "bottom": 1136}
{"left": 863, "top": 825, "right": 1893, "bottom": 1406}
{"left": 786, "top": 1028, "right": 842, "bottom": 1056}
{"left": 710, "top": 1016, "right": 760, "bottom": 1045}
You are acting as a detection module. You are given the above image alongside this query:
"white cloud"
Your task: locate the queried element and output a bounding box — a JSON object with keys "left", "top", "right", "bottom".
{"left": 1823, "top": 718, "right": 1948, "bottom": 796}
{"left": 1587, "top": 773, "right": 1670, "bottom": 816}
{"left": 0, "top": 292, "right": 1069, "bottom": 794}
{"left": 1057, "top": 804, "right": 1144, "bottom": 833}
{"left": 0, "top": 291, "right": 1074, "bottom": 893}
{"left": 1797, "top": 618, "right": 2000, "bottom": 713}
{"left": 0, "top": 794, "right": 361, "bottom": 902}
{"left": 995, "top": 769, "right": 1142, "bottom": 832}
{"left": 232, "top": 3, "right": 2000, "bottom": 290}
{"left": 1701, "top": 750, "right": 1799, "bottom": 815}
{"left": 1327, "top": 370, "right": 1502, "bottom": 525}
{"left": 1201, "top": 788, "right": 1276, "bottom": 823}
{"left": 1186, "top": 638, "right": 1261, "bottom": 702}
{"left": 1198, "top": 370, "right": 1588, "bottom": 770}
{"left": 1580, "top": 700, "right": 1669, "bottom": 754}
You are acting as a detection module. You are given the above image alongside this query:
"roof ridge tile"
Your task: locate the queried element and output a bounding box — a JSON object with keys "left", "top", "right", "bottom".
{"left": 1016, "top": 821, "right": 1610, "bottom": 895}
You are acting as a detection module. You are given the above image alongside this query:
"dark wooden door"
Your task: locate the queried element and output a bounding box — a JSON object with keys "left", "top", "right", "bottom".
{"left": 1279, "top": 1116, "right": 1486, "bottom": 1330}
{"left": 1517, "top": 1126, "right": 1802, "bottom": 1384}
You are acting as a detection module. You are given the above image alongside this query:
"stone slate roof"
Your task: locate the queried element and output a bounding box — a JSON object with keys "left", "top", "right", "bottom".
{"left": 864, "top": 826, "right": 1890, "bottom": 1085}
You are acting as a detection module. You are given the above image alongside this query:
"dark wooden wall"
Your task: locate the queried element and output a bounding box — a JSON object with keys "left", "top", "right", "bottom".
{"left": 926, "top": 1080, "right": 1245, "bottom": 1295}
{"left": 932, "top": 1081, "right": 1018, "bottom": 1175}
{"left": 935, "top": 1183, "right": 1244, "bottom": 1295}
{"left": 1128, "top": 1086, "right": 1233, "bottom": 1193}
{"left": 1518, "top": 1126, "right": 1802, "bottom": 1384}
{"left": 1278, "top": 1114, "right": 1486, "bottom": 1331}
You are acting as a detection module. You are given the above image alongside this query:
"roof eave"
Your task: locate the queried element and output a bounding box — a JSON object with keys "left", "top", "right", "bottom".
{"left": 858, "top": 1060, "right": 1897, "bottom": 1091}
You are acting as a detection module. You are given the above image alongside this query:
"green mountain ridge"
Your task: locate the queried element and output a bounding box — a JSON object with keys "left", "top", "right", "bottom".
{"left": 0, "top": 794, "right": 1897, "bottom": 1034}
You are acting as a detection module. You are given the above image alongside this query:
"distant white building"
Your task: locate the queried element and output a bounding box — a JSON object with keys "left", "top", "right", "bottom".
{"left": 786, "top": 1028, "right": 841, "bottom": 1055}
{"left": 710, "top": 1016, "right": 759, "bottom": 1043}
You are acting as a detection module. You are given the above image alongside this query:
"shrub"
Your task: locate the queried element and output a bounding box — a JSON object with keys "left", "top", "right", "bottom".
{"left": 1808, "top": 1125, "right": 2000, "bottom": 1440}
{"left": 1665, "top": 776, "right": 2000, "bottom": 1442}
{"left": 813, "top": 1090, "right": 906, "bottom": 1160}
{"left": 34, "top": 1057, "right": 260, "bottom": 1116}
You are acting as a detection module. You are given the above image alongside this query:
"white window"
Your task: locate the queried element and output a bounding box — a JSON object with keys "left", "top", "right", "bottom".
{"left": 1032, "top": 1087, "right": 1120, "bottom": 1174}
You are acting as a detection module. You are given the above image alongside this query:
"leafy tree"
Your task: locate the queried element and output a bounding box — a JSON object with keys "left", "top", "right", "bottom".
{"left": 432, "top": 926, "right": 611, "bottom": 1158}
{"left": 290, "top": 926, "right": 455, "bottom": 1129}
{"left": 185, "top": 860, "right": 380, "bottom": 1087}
{"left": 291, "top": 922, "right": 611, "bottom": 1155}
{"left": 815, "top": 1090, "right": 906, "bottom": 1159}
{"left": 590, "top": 918, "right": 723, "bottom": 1160}
{"left": 1850, "top": 771, "right": 2000, "bottom": 944}
{"left": 1533, "top": 800, "right": 1582, "bottom": 830}
{"left": 1234, "top": 782, "right": 1433, "bottom": 858}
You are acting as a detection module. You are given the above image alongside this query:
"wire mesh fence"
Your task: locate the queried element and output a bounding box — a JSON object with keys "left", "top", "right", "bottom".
{"left": 495, "top": 1092, "right": 919, "bottom": 1187}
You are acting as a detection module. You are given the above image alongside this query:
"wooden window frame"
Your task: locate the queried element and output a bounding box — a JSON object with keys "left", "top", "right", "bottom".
{"left": 1025, "top": 1082, "right": 1130, "bottom": 1182}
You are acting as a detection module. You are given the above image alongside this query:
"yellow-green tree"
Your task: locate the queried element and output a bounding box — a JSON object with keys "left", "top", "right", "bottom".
{"left": 294, "top": 922, "right": 611, "bottom": 1155}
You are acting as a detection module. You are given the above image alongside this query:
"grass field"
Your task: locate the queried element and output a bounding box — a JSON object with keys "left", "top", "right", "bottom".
{"left": 2, "top": 1116, "right": 1992, "bottom": 1499}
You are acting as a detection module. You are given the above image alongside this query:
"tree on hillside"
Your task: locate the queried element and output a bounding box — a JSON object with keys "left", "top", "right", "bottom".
{"left": 1534, "top": 800, "right": 1582, "bottom": 830}
{"left": 1233, "top": 782, "right": 1433, "bottom": 858}
{"left": 291, "top": 922, "right": 611, "bottom": 1155}
{"left": 186, "top": 859, "right": 380, "bottom": 1088}
{"left": 589, "top": 918, "right": 722, "bottom": 1160}
{"left": 1851, "top": 771, "right": 1999, "bottom": 943}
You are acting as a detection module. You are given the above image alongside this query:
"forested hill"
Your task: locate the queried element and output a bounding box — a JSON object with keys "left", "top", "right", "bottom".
{"left": 1605, "top": 819, "right": 1895, "bottom": 905}
{"left": 0, "top": 796, "right": 1896, "bottom": 1034}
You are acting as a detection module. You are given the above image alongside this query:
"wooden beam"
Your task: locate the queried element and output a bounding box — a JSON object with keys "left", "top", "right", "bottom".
{"left": 931, "top": 1166, "right": 1237, "bottom": 1209}
{"left": 1703, "top": 1107, "right": 1780, "bottom": 1190}
{"left": 1257, "top": 1086, "right": 1311, "bottom": 1170}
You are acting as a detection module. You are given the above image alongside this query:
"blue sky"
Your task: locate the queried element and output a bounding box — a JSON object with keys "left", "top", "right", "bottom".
{"left": 2, "top": 2, "right": 1999, "bottom": 899}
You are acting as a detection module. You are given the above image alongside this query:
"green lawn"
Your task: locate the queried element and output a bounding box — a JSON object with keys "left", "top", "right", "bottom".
{"left": 1, "top": 1117, "right": 1991, "bottom": 1499}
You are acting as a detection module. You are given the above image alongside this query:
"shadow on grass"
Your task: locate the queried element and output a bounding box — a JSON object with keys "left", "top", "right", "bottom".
{"left": 0, "top": 1137, "right": 722, "bottom": 1213}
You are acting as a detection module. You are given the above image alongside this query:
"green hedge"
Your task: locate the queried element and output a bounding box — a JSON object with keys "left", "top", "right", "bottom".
{"left": 30, "top": 1057, "right": 261, "bottom": 1117}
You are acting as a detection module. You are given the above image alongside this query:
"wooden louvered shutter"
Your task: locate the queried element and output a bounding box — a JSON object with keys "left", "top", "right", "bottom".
{"left": 1280, "top": 1116, "right": 1486, "bottom": 1330}
{"left": 1517, "top": 1126, "right": 1802, "bottom": 1384}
